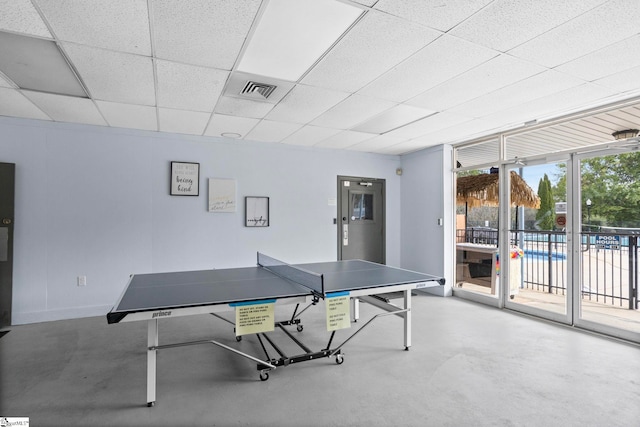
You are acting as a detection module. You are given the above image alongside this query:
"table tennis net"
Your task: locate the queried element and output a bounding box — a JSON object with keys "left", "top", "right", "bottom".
{"left": 257, "top": 252, "right": 324, "bottom": 295}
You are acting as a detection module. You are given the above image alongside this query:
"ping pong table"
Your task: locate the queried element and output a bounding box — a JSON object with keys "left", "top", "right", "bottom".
{"left": 107, "top": 253, "right": 444, "bottom": 406}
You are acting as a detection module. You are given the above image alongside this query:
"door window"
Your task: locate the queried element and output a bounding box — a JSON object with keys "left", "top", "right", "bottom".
{"left": 351, "top": 193, "right": 373, "bottom": 221}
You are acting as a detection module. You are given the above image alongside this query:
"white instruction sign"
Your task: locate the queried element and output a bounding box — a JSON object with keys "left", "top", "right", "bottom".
{"left": 233, "top": 300, "right": 275, "bottom": 336}
{"left": 326, "top": 292, "right": 351, "bottom": 331}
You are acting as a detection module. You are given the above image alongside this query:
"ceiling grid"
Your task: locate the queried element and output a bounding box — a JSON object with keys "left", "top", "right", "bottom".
{"left": 0, "top": 0, "right": 638, "bottom": 157}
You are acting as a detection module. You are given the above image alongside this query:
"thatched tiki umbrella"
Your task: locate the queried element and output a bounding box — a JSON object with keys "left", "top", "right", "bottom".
{"left": 456, "top": 170, "right": 540, "bottom": 243}
{"left": 456, "top": 171, "right": 540, "bottom": 209}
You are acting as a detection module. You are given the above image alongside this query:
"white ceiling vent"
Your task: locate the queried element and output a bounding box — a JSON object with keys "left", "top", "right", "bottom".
{"left": 241, "top": 81, "right": 277, "bottom": 100}
{"left": 222, "top": 71, "right": 294, "bottom": 104}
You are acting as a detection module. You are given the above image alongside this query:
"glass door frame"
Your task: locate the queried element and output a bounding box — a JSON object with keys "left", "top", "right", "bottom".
{"left": 571, "top": 149, "right": 640, "bottom": 343}
{"left": 501, "top": 157, "right": 574, "bottom": 326}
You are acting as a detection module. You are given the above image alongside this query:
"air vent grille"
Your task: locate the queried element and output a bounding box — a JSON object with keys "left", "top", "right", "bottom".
{"left": 240, "top": 81, "right": 277, "bottom": 99}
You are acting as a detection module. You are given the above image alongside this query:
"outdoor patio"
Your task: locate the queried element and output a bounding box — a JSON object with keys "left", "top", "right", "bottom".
{"left": 456, "top": 281, "right": 640, "bottom": 334}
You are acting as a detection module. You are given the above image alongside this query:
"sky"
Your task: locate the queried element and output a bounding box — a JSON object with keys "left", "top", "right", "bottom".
{"left": 519, "top": 163, "right": 562, "bottom": 190}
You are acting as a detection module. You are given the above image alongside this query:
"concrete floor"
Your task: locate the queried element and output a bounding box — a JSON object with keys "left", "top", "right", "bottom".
{"left": 1, "top": 295, "right": 639, "bottom": 426}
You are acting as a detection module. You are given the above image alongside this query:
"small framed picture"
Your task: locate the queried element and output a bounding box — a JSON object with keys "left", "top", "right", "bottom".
{"left": 245, "top": 197, "right": 269, "bottom": 227}
{"left": 170, "top": 162, "right": 199, "bottom": 196}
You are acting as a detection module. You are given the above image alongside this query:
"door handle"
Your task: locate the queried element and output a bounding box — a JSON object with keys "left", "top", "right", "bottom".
{"left": 1, "top": 218, "right": 11, "bottom": 225}
{"left": 343, "top": 224, "right": 348, "bottom": 246}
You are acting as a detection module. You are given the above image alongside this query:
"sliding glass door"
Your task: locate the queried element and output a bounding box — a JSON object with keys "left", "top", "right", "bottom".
{"left": 504, "top": 161, "right": 571, "bottom": 324}
{"left": 574, "top": 150, "right": 640, "bottom": 341}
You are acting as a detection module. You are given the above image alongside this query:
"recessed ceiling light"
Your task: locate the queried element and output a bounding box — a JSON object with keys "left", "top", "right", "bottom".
{"left": 237, "top": 0, "right": 364, "bottom": 82}
{"left": 221, "top": 132, "right": 242, "bottom": 139}
{"left": 0, "top": 31, "right": 87, "bottom": 97}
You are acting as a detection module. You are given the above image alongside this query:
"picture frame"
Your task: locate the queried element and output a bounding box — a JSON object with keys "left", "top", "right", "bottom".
{"left": 208, "top": 178, "right": 237, "bottom": 212}
{"left": 170, "top": 162, "right": 199, "bottom": 196}
{"left": 245, "top": 197, "right": 269, "bottom": 227}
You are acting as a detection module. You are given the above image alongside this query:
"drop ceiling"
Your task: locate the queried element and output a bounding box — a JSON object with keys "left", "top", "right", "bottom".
{"left": 1, "top": 0, "right": 640, "bottom": 157}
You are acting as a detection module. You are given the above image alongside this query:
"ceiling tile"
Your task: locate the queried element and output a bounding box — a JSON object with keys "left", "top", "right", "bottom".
{"left": 556, "top": 35, "right": 640, "bottom": 82}
{"left": 314, "top": 130, "right": 373, "bottom": 149}
{"left": 204, "top": 114, "right": 259, "bottom": 139}
{"left": 376, "top": 138, "right": 441, "bottom": 155}
{"left": 407, "top": 54, "right": 546, "bottom": 111}
{"left": 214, "top": 96, "right": 275, "bottom": 119}
{"left": 63, "top": 43, "right": 155, "bottom": 105}
{"left": 302, "top": 10, "right": 441, "bottom": 92}
{"left": 352, "top": 104, "right": 435, "bottom": 134}
{"left": 347, "top": 134, "right": 404, "bottom": 153}
{"left": 265, "top": 84, "right": 349, "bottom": 124}
{"left": 0, "top": 0, "right": 52, "bottom": 38}
{"left": 421, "top": 119, "right": 507, "bottom": 146}
{"left": 385, "top": 111, "right": 473, "bottom": 139}
{"left": 0, "top": 32, "right": 87, "bottom": 97}
{"left": 236, "top": 0, "right": 364, "bottom": 81}
{"left": 448, "top": 70, "right": 585, "bottom": 118}
{"left": 96, "top": 100, "right": 157, "bottom": 131}
{"left": 310, "top": 94, "right": 396, "bottom": 129}
{"left": 508, "top": 0, "right": 640, "bottom": 68}
{"left": 158, "top": 108, "right": 210, "bottom": 135}
{"left": 0, "top": 88, "right": 50, "bottom": 120}
{"left": 480, "top": 83, "right": 619, "bottom": 128}
{"left": 359, "top": 34, "right": 498, "bottom": 103}
{"left": 35, "top": 0, "right": 151, "bottom": 55}
{"left": 374, "top": 0, "right": 492, "bottom": 32}
{"left": 595, "top": 65, "right": 640, "bottom": 94}
{"left": 151, "top": 0, "right": 260, "bottom": 69}
{"left": 450, "top": 0, "right": 607, "bottom": 52}
{"left": 23, "top": 91, "right": 106, "bottom": 126}
{"left": 156, "top": 60, "right": 228, "bottom": 112}
{"left": 0, "top": 73, "right": 13, "bottom": 88}
{"left": 280, "top": 125, "right": 342, "bottom": 146}
{"left": 352, "top": 0, "right": 377, "bottom": 6}
{"left": 244, "top": 119, "right": 302, "bottom": 143}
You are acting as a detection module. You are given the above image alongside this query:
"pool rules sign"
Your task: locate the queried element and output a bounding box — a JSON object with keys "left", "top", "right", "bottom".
{"left": 326, "top": 292, "right": 351, "bottom": 331}
{"left": 232, "top": 300, "right": 275, "bottom": 336}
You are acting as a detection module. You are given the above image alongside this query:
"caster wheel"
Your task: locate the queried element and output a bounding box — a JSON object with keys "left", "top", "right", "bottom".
{"left": 296, "top": 324, "right": 303, "bottom": 332}
{"left": 259, "top": 371, "right": 269, "bottom": 381}
{"left": 147, "top": 402, "right": 155, "bottom": 407}
{"left": 335, "top": 354, "right": 344, "bottom": 365}
{"left": 236, "top": 336, "right": 242, "bottom": 342}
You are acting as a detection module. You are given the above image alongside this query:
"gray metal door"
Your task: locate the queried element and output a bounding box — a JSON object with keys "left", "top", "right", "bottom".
{"left": 338, "top": 176, "right": 385, "bottom": 263}
{"left": 0, "top": 162, "right": 15, "bottom": 328}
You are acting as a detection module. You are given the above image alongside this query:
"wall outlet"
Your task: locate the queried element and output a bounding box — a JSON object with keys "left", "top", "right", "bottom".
{"left": 77, "top": 275, "right": 87, "bottom": 286}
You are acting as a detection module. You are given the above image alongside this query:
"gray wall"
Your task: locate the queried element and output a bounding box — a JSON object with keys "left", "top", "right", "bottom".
{"left": 400, "top": 145, "right": 454, "bottom": 296}
{"left": 0, "top": 117, "right": 407, "bottom": 324}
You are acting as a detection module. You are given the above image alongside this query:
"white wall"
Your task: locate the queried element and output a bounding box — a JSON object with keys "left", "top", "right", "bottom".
{"left": 400, "top": 144, "right": 454, "bottom": 296}
{"left": 0, "top": 117, "right": 403, "bottom": 324}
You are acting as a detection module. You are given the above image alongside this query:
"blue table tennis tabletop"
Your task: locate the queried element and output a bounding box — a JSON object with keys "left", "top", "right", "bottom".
{"left": 107, "top": 259, "right": 443, "bottom": 324}
{"left": 106, "top": 255, "right": 445, "bottom": 406}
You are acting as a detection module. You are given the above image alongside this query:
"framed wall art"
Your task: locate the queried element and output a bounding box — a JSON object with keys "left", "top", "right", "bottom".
{"left": 208, "top": 178, "right": 237, "bottom": 212}
{"left": 245, "top": 197, "right": 269, "bottom": 227}
{"left": 170, "top": 161, "right": 199, "bottom": 196}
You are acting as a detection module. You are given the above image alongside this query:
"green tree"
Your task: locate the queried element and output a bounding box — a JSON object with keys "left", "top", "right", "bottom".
{"left": 536, "top": 174, "right": 554, "bottom": 230}
{"left": 581, "top": 151, "right": 640, "bottom": 227}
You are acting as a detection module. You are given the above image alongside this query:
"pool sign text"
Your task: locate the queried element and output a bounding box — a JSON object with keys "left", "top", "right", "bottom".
{"left": 595, "top": 235, "right": 620, "bottom": 250}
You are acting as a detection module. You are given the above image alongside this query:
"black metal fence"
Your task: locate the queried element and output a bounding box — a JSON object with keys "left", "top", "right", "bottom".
{"left": 456, "top": 228, "right": 639, "bottom": 310}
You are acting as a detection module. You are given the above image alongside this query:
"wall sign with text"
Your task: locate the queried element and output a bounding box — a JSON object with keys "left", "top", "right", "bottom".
{"left": 170, "top": 161, "right": 200, "bottom": 196}
{"left": 245, "top": 196, "right": 269, "bottom": 227}
{"left": 208, "top": 178, "right": 237, "bottom": 212}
